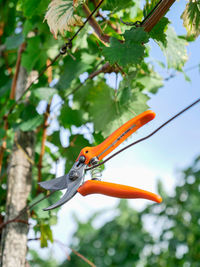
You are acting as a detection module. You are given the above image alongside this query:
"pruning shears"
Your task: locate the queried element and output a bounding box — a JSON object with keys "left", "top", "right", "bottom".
{"left": 39, "top": 110, "right": 162, "bottom": 210}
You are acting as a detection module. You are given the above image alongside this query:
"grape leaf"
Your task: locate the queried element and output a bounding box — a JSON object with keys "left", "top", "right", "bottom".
{"left": 88, "top": 82, "right": 149, "bottom": 137}
{"left": 59, "top": 105, "right": 86, "bottom": 128}
{"left": 33, "top": 87, "right": 58, "bottom": 101}
{"left": 20, "top": 0, "right": 50, "bottom": 18}
{"left": 149, "top": 17, "right": 169, "bottom": 45}
{"left": 48, "top": 131, "right": 62, "bottom": 147}
{"left": 44, "top": 0, "right": 83, "bottom": 38}
{"left": 58, "top": 52, "right": 88, "bottom": 91}
{"left": 102, "top": 0, "right": 133, "bottom": 12}
{"left": 19, "top": 105, "right": 44, "bottom": 131}
{"left": 181, "top": 1, "right": 200, "bottom": 38}
{"left": 102, "top": 27, "right": 149, "bottom": 67}
{"left": 21, "top": 36, "right": 41, "bottom": 72}
{"left": 19, "top": 115, "right": 44, "bottom": 131}
{"left": 61, "top": 134, "right": 90, "bottom": 172}
{"left": 32, "top": 191, "right": 62, "bottom": 219}
{"left": 137, "top": 72, "right": 163, "bottom": 94}
{"left": 159, "top": 26, "right": 188, "bottom": 71}
{"left": 0, "top": 80, "right": 12, "bottom": 97}
{"left": 5, "top": 33, "right": 24, "bottom": 50}
{"left": 40, "top": 224, "right": 53, "bottom": 247}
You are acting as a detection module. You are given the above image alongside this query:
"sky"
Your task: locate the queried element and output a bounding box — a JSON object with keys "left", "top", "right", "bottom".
{"left": 29, "top": 0, "right": 200, "bottom": 262}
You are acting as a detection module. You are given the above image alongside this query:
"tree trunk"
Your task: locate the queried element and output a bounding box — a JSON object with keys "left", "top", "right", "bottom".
{"left": 0, "top": 66, "right": 35, "bottom": 267}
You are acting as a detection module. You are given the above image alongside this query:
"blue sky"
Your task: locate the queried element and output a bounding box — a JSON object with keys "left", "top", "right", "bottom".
{"left": 29, "top": 0, "right": 200, "bottom": 262}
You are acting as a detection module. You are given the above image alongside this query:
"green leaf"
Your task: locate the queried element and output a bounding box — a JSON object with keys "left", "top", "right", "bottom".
{"left": 102, "top": 27, "right": 149, "bottom": 67}
{"left": 48, "top": 131, "right": 62, "bottom": 147}
{"left": 103, "top": 0, "right": 133, "bottom": 12}
{"left": 123, "top": 27, "right": 149, "bottom": 43}
{"left": 32, "top": 87, "right": 58, "bottom": 101}
{"left": 149, "top": 17, "right": 169, "bottom": 45}
{"left": 5, "top": 33, "right": 24, "bottom": 50}
{"left": 19, "top": 115, "right": 43, "bottom": 131}
{"left": 21, "top": 36, "right": 46, "bottom": 72}
{"left": 88, "top": 82, "right": 149, "bottom": 137}
{"left": 19, "top": 105, "right": 44, "bottom": 131}
{"left": 61, "top": 134, "right": 90, "bottom": 172}
{"left": 32, "top": 191, "right": 62, "bottom": 219}
{"left": 73, "top": 80, "right": 93, "bottom": 110}
{"left": 0, "top": 80, "right": 12, "bottom": 97}
{"left": 58, "top": 53, "right": 89, "bottom": 90}
{"left": 137, "top": 72, "right": 163, "bottom": 94}
{"left": 0, "top": 128, "right": 6, "bottom": 139}
{"left": 159, "top": 26, "right": 188, "bottom": 71}
{"left": 183, "top": 71, "right": 191, "bottom": 82}
{"left": 0, "top": 129, "right": 6, "bottom": 145}
{"left": 20, "top": 0, "right": 49, "bottom": 18}
{"left": 23, "top": 20, "right": 35, "bottom": 37}
{"left": 181, "top": 1, "right": 200, "bottom": 38}
{"left": 59, "top": 105, "right": 86, "bottom": 128}
{"left": 40, "top": 224, "right": 53, "bottom": 248}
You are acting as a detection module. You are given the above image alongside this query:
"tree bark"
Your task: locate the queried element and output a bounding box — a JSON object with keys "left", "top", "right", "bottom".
{"left": 0, "top": 66, "right": 35, "bottom": 267}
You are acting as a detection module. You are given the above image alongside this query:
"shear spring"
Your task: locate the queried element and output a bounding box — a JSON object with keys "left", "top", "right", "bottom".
{"left": 90, "top": 157, "right": 102, "bottom": 180}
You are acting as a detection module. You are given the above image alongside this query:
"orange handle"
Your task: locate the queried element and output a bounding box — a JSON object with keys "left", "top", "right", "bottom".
{"left": 77, "top": 110, "right": 156, "bottom": 164}
{"left": 77, "top": 180, "right": 162, "bottom": 203}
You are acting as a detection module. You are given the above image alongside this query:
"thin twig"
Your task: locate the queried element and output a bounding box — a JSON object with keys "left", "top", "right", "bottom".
{"left": 82, "top": 3, "right": 110, "bottom": 44}
{"left": 37, "top": 59, "right": 53, "bottom": 186}
{"left": 70, "top": 0, "right": 105, "bottom": 42}
{"left": 10, "top": 43, "right": 26, "bottom": 99}
{"left": 0, "top": 43, "right": 26, "bottom": 174}
{"left": 0, "top": 117, "right": 8, "bottom": 174}
{"left": 55, "top": 239, "right": 96, "bottom": 267}
{"left": 0, "top": 192, "right": 55, "bottom": 231}
{"left": 37, "top": 100, "right": 52, "bottom": 185}
{"left": 0, "top": 219, "right": 29, "bottom": 231}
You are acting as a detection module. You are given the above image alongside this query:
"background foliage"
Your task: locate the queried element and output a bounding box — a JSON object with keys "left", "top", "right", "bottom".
{"left": 0, "top": 0, "right": 200, "bottom": 266}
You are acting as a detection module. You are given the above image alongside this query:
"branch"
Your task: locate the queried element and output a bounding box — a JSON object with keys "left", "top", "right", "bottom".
{"left": 0, "top": 117, "right": 8, "bottom": 175}
{"left": 55, "top": 239, "right": 96, "bottom": 267}
{"left": 142, "top": 0, "right": 176, "bottom": 32}
{"left": 37, "top": 59, "right": 53, "bottom": 188}
{"left": 82, "top": 4, "right": 110, "bottom": 44}
{"left": 0, "top": 44, "right": 26, "bottom": 174}
{"left": 96, "top": 12, "right": 122, "bottom": 34}
{"left": 10, "top": 42, "right": 26, "bottom": 100}
{"left": 88, "top": 62, "right": 119, "bottom": 79}
{"left": 37, "top": 101, "right": 51, "bottom": 185}
{"left": 0, "top": 219, "right": 29, "bottom": 232}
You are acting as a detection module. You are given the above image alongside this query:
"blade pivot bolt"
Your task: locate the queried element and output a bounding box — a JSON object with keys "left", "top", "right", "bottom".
{"left": 69, "top": 170, "right": 79, "bottom": 181}
{"left": 79, "top": 156, "right": 86, "bottom": 163}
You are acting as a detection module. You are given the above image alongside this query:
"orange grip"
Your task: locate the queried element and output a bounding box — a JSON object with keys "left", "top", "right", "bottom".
{"left": 77, "top": 110, "right": 156, "bottom": 164}
{"left": 77, "top": 180, "right": 162, "bottom": 203}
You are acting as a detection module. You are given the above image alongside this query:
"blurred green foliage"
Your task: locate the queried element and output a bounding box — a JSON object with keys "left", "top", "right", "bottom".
{"left": 0, "top": 0, "right": 199, "bottom": 263}
{"left": 56, "top": 156, "right": 200, "bottom": 267}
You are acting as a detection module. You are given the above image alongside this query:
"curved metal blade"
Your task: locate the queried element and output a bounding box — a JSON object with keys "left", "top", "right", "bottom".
{"left": 39, "top": 174, "right": 68, "bottom": 191}
{"left": 43, "top": 178, "right": 82, "bottom": 210}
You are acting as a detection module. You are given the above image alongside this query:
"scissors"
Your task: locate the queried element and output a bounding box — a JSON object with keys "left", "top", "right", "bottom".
{"left": 39, "top": 110, "right": 162, "bottom": 210}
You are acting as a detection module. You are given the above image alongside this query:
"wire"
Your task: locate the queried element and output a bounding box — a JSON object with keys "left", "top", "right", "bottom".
{"left": 0, "top": 191, "right": 55, "bottom": 231}
{"left": 69, "top": 0, "right": 104, "bottom": 42}
{"left": 86, "top": 97, "right": 200, "bottom": 171}
{"left": 141, "top": 0, "right": 163, "bottom": 25}
{"left": 120, "top": 0, "right": 163, "bottom": 26}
